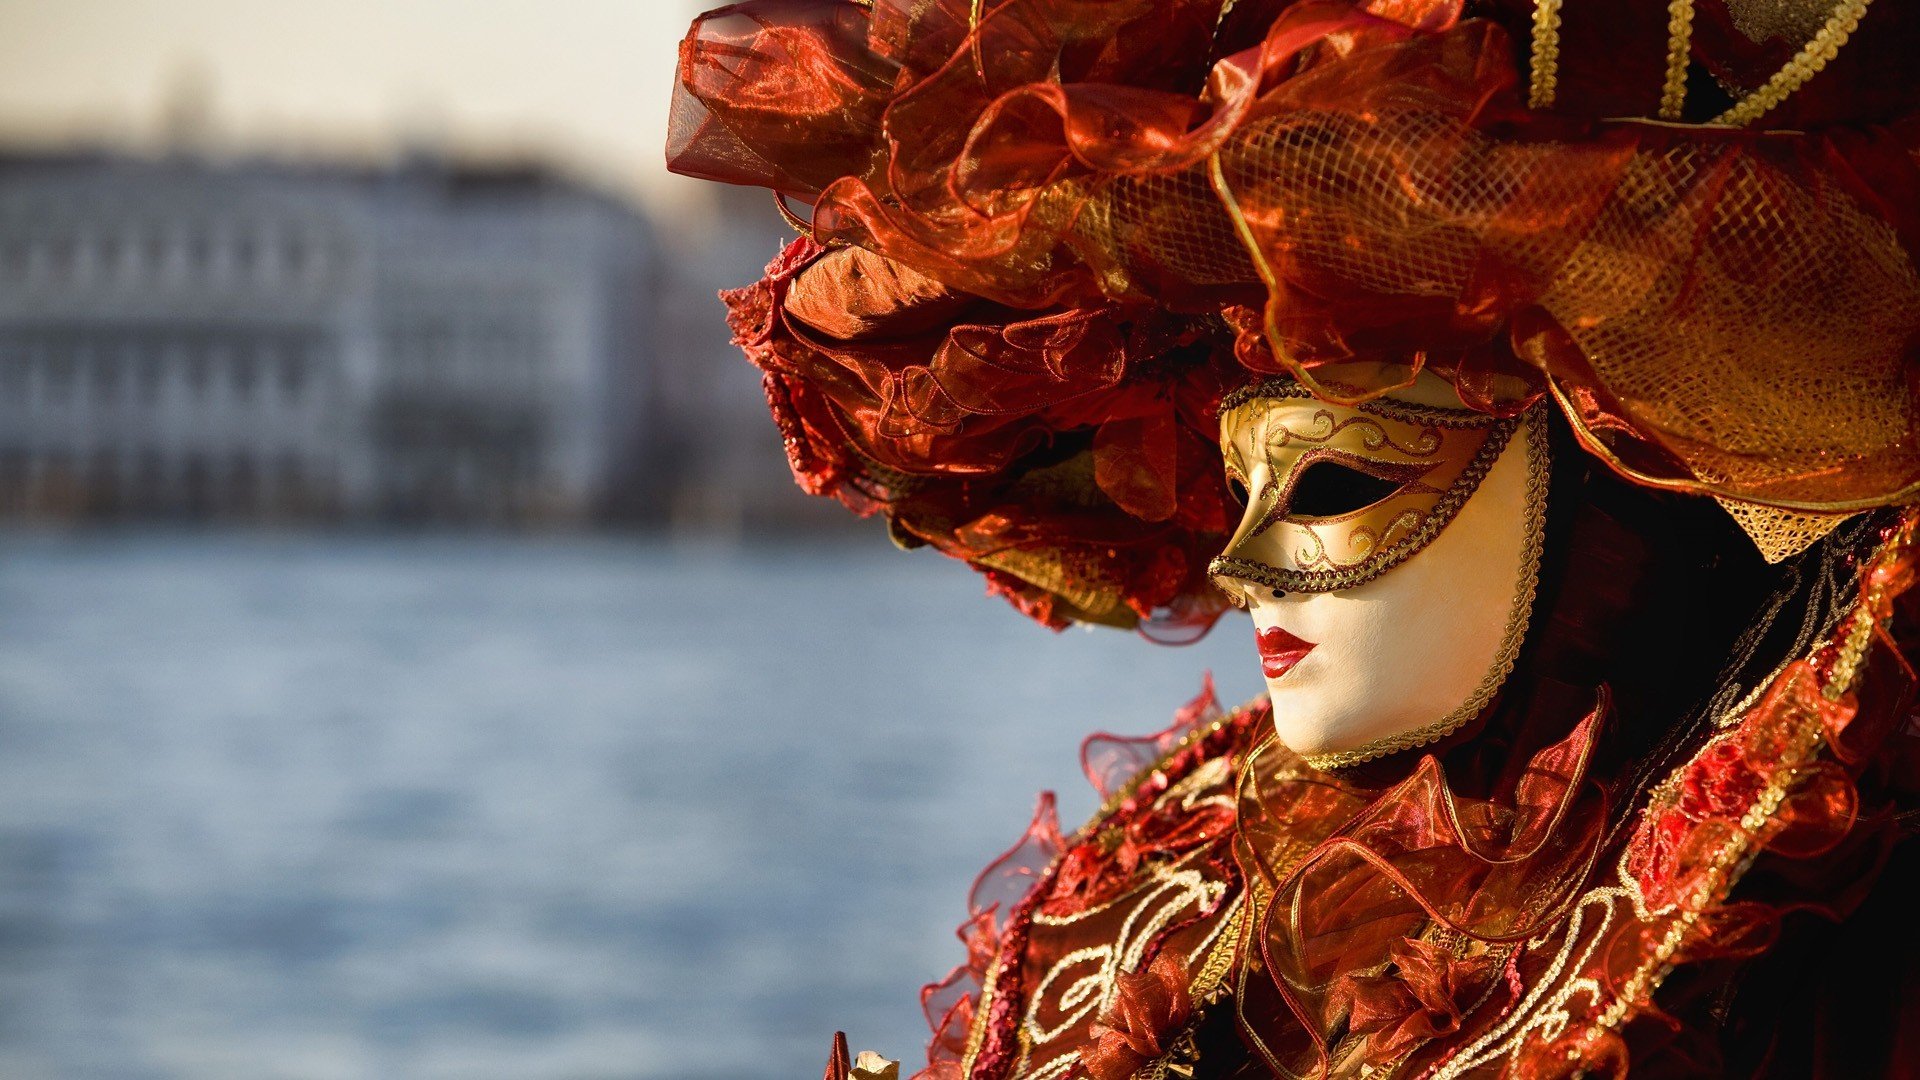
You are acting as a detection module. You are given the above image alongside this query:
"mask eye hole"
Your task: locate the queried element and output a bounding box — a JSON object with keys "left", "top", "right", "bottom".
{"left": 1225, "top": 473, "right": 1250, "bottom": 510}
{"left": 1284, "top": 460, "right": 1407, "bottom": 520}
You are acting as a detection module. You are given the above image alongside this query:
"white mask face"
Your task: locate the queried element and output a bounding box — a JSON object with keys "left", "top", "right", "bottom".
{"left": 1210, "top": 376, "right": 1548, "bottom": 768}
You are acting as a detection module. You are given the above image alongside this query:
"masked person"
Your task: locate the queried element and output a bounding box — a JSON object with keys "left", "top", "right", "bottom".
{"left": 667, "top": 1, "right": 1920, "bottom": 1076}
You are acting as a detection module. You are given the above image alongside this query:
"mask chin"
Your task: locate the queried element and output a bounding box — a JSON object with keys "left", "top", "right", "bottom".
{"left": 1234, "top": 404, "right": 1550, "bottom": 769}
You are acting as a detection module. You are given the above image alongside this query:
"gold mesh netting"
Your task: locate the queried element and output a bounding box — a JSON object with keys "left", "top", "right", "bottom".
{"left": 1074, "top": 98, "right": 1920, "bottom": 542}
{"left": 1713, "top": 499, "right": 1855, "bottom": 564}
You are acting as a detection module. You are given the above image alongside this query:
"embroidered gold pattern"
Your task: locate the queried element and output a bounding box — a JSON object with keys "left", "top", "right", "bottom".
{"left": 961, "top": 709, "right": 1258, "bottom": 1080}
{"left": 1031, "top": 763, "right": 1234, "bottom": 929}
{"left": 1016, "top": 852, "right": 1230, "bottom": 1074}
{"left": 1022, "top": 866, "right": 1227, "bottom": 1043}
{"left": 1433, "top": 511, "right": 1918, "bottom": 1074}
{"left": 1017, "top": 751, "right": 1247, "bottom": 1071}
{"left": 1427, "top": 880, "right": 1639, "bottom": 1078}
{"left": 1186, "top": 893, "right": 1246, "bottom": 1006}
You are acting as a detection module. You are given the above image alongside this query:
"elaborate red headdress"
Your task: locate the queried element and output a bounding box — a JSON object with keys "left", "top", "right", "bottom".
{"left": 668, "top": 0, "right": 1920, "bottom": 634}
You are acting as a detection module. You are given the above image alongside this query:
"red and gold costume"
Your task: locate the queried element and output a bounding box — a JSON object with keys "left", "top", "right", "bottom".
{"left": 667, "top": 1, "right": 1920, "bottom": 1075}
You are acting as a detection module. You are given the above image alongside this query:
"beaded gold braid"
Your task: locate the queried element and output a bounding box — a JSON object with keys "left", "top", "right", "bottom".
{"left": 1528, "top": 0, "right": 1873, "bottom": 127}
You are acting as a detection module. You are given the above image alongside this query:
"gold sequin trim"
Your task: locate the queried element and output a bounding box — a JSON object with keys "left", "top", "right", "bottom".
{"left": 1714, "top": 0, "right": 1874, "bottom": 126}
{"left": 960, "top": 952, "right": 1000, "bottom": 1073}
{"left": 1658, "top": 0, "right": 1697, "bottom": 120}
{"left": 1527, "top": 0, "right": 1565, "bottom": 110}
{"left": 1299, "top": 407, "right": 1551, "bottom": 770}
{"left": 1823, "top": 512, "right": 1915, "bottom": 700}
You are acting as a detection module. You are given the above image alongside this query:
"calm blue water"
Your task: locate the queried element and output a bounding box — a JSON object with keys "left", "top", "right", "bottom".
{"left": 0, "top": 533, "right": 1261, "bottom": 1080}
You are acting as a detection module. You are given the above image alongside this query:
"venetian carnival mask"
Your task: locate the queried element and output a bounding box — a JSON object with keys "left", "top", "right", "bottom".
{"left": 1209, "top": 375, "right": 1549, "bottom": 769}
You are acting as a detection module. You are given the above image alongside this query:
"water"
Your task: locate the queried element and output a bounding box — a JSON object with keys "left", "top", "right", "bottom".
{"left": 0, "top": 533, "right": 1261, "bottom": 1080}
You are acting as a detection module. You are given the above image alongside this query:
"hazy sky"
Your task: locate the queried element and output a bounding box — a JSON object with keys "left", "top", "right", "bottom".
{"left": 0, "top": 0, "right": 713, "bottom": 207}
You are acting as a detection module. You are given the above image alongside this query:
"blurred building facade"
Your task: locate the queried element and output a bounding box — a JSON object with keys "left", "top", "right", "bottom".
{"left": 647, "top": 180, "right": 875, "bottom": 537}
{"left": 0, "top": 148, "right": 659, "bottom": 524}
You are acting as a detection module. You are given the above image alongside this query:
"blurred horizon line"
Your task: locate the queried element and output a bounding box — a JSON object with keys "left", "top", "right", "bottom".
{"left": 0, "top": 115, "right": 689, "bottom": 224}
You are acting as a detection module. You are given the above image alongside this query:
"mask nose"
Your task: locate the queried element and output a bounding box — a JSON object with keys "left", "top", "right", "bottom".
{"left": 1210, "top": 473, "right": 1285, "bottom": 607}
{"left": 1211, "top": 571, "right": 1288, "bottom": 609}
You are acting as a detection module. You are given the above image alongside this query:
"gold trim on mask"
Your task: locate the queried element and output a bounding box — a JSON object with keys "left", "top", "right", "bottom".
{"left": 1208, "top": 379, "right": 1520, "bottom": 598}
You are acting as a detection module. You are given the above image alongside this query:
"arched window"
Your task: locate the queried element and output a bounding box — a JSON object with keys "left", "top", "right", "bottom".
{"left": 47, "top": 235, "right": 77, "bottom": 282}
{"left": 44, "top": 343, "right": 76, "bottom": 403}
{"left": 187, "top": 231, "right": 213, "bottom": 279}
{"left": 232, "top": 344, "right": 258, "bottom": 401}
{"left": 279, "top": 342, "right": 308, "bottom": 402}
{"left": 143, "top": 229, "right": 169, "bottom": 277}
{"left": 91, "top": 342, "right": 122, "bottom": 402}
{"left": 184, "top": 344, "right": 211, "bottom": 398}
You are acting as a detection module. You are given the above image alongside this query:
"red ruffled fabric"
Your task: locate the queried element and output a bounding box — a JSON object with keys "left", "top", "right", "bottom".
{"left": 675, "top": 0, "right": 1920, "bottom": 628}
{"left": 911, "top": 680, "right": 1245, "bottom": 1079}
{"left": 1336, "top": 936, "right": 1495, "bottom": 1066}
{"left": 725, "top": 237, "right": 1240, "bottom": 632}
{"left": 913, "top": 791, "right": 1063, "bottom": 1078}
{"left": 1082, "top": 950, "right": 1196, "bottom": 1080}
{"left": 1226, "top": 691, "right": 1611, "bottom": 1076}
{"left": 871, "top": 514, "right": 1920, "bottom": 1078}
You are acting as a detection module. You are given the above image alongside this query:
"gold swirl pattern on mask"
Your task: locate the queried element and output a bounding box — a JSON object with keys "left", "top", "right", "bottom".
{"left": 1213, "top": 378, "right": 1515, "bottom": 595}
{"left": 1289, "top": 506, "right": 1426, "bottom": 572}
{"left": 1255, "top": 408, "right": 1446, "bottom": 458}
{"left": 1210, "top": 426, "right": 1515, "bottom": 595}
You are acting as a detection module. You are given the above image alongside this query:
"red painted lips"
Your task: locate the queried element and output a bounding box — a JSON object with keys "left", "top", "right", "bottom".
{"left": 1256, "top": 626, "right": 1317, "bottom": 680}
